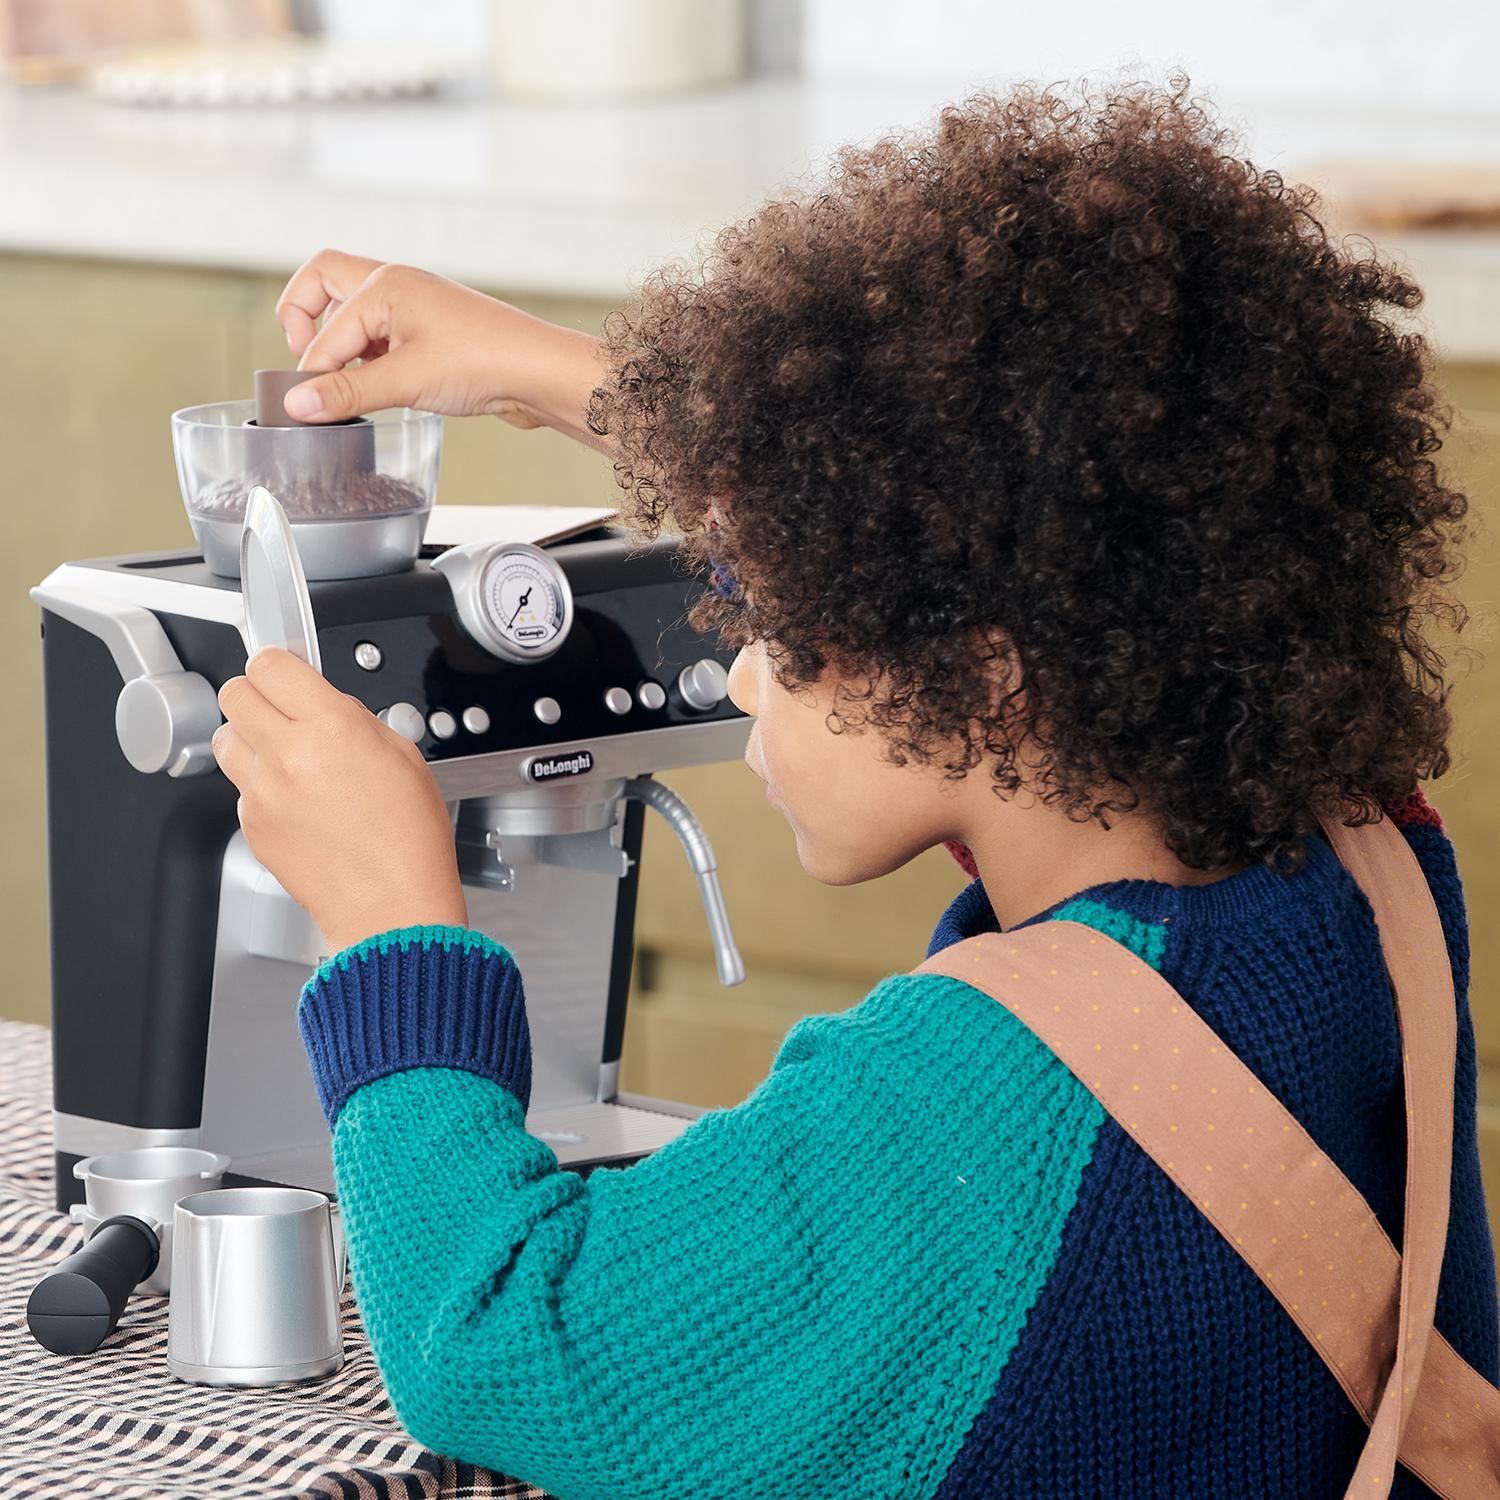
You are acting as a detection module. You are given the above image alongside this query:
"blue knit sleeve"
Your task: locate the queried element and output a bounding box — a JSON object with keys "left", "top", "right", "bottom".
{"left": 297, "top": 925, "right": 530, "bottom": 1129}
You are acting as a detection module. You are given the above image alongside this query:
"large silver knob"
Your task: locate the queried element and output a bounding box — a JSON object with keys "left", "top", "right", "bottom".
{"left": 676, "top": 658, "right": 730, "bottom": 712}
{"left": 115, "top": 672, "right": 222, "bottom": 777}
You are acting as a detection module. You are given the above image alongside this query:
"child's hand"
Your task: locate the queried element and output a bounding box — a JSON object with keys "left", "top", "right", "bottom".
{"left": 213, "top": 648, "right": 468, "bottom": 956}
{"left": 273, "top": 250, "right": 608, "bottom": 448}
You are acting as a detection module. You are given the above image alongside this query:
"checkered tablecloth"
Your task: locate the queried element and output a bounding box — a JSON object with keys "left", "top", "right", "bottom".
{"left": 0, "top": 1020, "right": 552, "bottom": 1500}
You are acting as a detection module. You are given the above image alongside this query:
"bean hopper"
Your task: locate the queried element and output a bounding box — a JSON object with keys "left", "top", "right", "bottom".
{"left": 33, "top": 377, "right": 749, "bottom": 1208}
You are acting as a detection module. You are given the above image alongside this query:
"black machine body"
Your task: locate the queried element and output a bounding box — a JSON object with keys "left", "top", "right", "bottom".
{"left": 35, "top": 530, "right": 748, "bottom": 1211}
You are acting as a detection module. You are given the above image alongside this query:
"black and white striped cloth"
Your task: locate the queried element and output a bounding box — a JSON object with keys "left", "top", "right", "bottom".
{"left": 0, "top": 1020, "right": 552, "bottom": 1500}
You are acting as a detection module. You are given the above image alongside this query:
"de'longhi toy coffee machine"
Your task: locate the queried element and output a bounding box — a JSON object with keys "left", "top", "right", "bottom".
{"left": 33, "top": 374, "right": 749, "bottom": 1211}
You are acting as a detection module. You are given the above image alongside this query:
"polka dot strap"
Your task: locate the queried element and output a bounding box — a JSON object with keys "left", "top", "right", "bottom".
{"left": 917, "top": 814, "right": 1500, "bottom": 1497}
{"left": 1324, "top": 811, "right": 1464, "bottom": 1495}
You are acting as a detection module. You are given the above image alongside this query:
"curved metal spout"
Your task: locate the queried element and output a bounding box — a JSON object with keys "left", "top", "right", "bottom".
{"left": 623, "top": 777, "right": 745, "bottom": 987}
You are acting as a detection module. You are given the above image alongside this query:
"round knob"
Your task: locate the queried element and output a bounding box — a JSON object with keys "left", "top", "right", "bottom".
{"left": 428, "top": 709, "right": 457, "bottom": 741}
{"left": 637, "top": 680, "right": 666, "bottom": 711}
{"left": 379, "top": 702, "right": 426, "bottom": 743}
{"left": 676, "top": 658, "right": 730, "bottom": 712}
{"left": 603, "top": 687, "right": 632, "bottom": 716}
{"left": 114, "top": 672, "right": 222, "bottom": 778}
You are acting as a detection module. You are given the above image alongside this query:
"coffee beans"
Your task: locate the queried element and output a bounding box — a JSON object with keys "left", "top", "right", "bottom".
{"left": 192, "top": 472, "right": 426, "bottom": 522}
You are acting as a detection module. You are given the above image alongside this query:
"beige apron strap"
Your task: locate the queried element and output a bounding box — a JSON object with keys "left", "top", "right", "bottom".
{"left": 1321, "top": 814, "right": 1457, "bottom": 1495}
{"left": 917, "top": 815, "right": 1500, "bottom": 1497}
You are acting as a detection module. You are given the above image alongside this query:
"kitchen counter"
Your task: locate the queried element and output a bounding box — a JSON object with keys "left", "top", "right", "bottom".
{"left": 0, "top": 1019, "right": 550, "bottom": 1499}
{"left": 4, "top": 77, "right": 1500, "bottom": 357}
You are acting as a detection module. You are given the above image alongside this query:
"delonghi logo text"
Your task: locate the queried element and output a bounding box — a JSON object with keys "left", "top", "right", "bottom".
{"left": 526, "top": 750, "right": 595, "bottom": 782}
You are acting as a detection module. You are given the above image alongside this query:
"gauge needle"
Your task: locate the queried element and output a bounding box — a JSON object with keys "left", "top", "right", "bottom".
{"left": 508, "top": 587, "right": 532, "bottom": 628}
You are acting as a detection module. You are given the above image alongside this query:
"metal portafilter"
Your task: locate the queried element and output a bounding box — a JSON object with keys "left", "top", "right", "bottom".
{"left": 27, "top": 1215, "right": 161, "bottom": 1355}
{"left": 69, "top": 1145, "right": 232, "bottom": 1296}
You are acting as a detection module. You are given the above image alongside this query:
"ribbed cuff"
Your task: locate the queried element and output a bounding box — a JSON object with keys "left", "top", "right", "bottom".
{"left": 297, "top": 925, "right": 531, "bottom": 1129}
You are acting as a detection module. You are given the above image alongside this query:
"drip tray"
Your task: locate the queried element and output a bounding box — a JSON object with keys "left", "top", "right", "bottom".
{"left": 529, "top": 1097, "right": 699, "bottom": 1170}
{"left": 220, "top": 1097, "right": 700, "bottom": 1197}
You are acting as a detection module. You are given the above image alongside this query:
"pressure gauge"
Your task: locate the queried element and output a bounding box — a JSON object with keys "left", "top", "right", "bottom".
{"left": 433, "top": 541, "right": 575, "bottom": 663}
{"left": 480, "top": 548, "right": 570, "bottom": 656}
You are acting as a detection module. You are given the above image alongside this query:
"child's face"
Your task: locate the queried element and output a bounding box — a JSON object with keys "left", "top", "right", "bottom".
{"left": 727, "top": 640, "right": 964, "bottom": 885}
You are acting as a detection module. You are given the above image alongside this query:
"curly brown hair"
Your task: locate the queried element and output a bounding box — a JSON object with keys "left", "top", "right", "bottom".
{"left": 589, "top": 81, "right": 1469, "bottom": 872}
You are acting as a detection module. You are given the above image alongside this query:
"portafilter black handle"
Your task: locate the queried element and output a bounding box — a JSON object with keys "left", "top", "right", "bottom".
{"left": 26, "top": 1214, "right": 160, "bottom": 1355}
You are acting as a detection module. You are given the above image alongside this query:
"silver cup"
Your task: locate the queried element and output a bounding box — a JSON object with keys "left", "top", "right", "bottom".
{"left": 70, "top": 1147, "right": 230, "bottom": 1296}
{"left": 167, "top": 1186, "right": 345, "bottom": 1386}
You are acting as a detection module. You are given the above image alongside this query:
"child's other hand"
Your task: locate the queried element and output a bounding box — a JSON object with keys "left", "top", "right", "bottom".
{"left": 273, "top": 250, "right": 606, "bottom": 447}
{"left": 213, "top": 648, "right": 467, "bottom": 957}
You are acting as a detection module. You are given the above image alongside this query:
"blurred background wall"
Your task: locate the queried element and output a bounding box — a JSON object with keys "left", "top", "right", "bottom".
{"left": 1, "top": 0, "right": 1497, "bottom": 1227}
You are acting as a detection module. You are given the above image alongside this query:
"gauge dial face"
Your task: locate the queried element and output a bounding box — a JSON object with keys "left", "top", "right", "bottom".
{"left": 479, "top": 548, "right": 570, "bottom": 658}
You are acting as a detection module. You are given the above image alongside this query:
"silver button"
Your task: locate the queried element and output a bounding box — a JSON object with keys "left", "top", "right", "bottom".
{"left": 428, "top": 709, "right": 457, "bottom": 740}
{"left": 676, "top": 658, "right": 730, "bottom": 712}
{"left": 533, "top": 696, "right": 562, "bottom": 726}
{"left": 378, "top": 702, "right": 426, "bottom": 742}
{"left": 604, "top": 686, "right": 632, "bottom": 716}
{"left": 353, "top": 641, "right": 383, "bottom": 672}
{"left": 637, "top": 680, "right": 666, "bottom": 711}
{"left": 462, "top": 706, "right": 491, "bottom": 735}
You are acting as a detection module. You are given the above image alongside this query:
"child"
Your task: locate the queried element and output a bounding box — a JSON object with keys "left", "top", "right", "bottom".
{"left": 214, "top": 83, "right": 1498, "bottom": 1497}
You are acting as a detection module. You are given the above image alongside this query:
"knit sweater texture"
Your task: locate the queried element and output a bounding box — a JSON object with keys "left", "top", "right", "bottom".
{"left": 298, "top": 796, "right": 1498, "bottom": 1498}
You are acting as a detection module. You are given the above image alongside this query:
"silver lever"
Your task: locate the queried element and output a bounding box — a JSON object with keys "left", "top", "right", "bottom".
{"left": 623, "top": 777, "right": 745, "bottom": 987}
{"left": 31, "top": 582, "right": 222, "bottom": 777}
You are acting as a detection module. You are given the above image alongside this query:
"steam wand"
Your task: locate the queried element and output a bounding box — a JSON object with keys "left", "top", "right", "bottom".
{"left": 623, "top": 778, "right": 745, "bottom": 987}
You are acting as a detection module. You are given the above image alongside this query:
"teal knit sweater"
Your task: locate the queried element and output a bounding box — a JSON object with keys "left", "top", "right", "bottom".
{"left": 303, "top": 942, "right": 1106, "bottom": 1496}
{"left": 296, "top": 802, "right": 1496, "bottom": 1499}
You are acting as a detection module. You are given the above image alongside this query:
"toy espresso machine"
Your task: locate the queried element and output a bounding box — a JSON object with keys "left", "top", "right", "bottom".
{"left": 32, "top": 377, "right": 749, "bottom": 1211}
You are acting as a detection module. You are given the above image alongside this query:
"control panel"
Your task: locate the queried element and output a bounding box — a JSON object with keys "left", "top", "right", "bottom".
{"left": 56, "top": 533, "right": 743, "bottom": 771}
{"left": 316, "top": 537, "right": 739, "bottom": 761}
